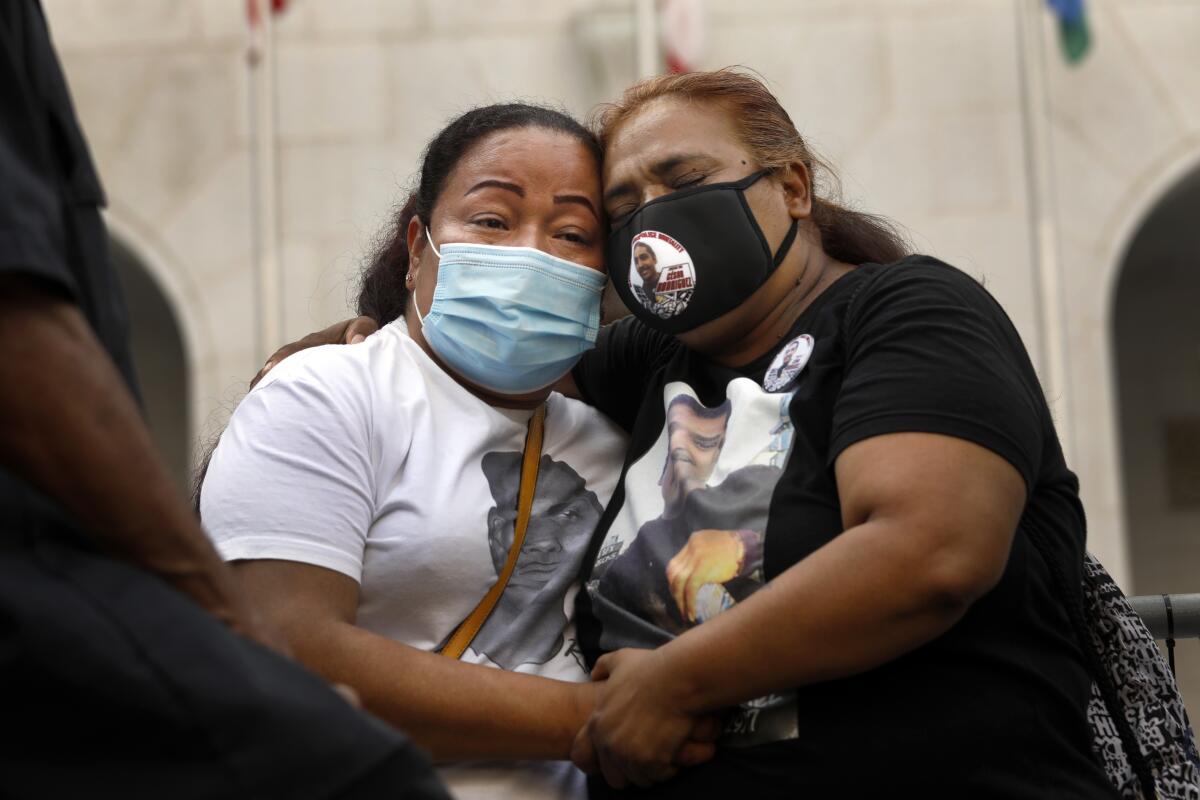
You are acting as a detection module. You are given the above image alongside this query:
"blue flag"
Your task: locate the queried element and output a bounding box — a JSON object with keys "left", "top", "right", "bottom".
{"left": 1046, "top": 0, "right": 1091, "bottom": 64}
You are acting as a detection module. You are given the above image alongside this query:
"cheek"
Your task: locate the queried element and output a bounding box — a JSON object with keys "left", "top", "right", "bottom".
{"left": 746, "top": 185, "right": 789, "bottom": 238}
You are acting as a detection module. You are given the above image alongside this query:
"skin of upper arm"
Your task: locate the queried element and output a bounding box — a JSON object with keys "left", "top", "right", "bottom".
{"left": 232, "top": 560, "right": 360, "bottom": 653}
{"left": 834, "top": 431, "right": 1028, "bottom": 607}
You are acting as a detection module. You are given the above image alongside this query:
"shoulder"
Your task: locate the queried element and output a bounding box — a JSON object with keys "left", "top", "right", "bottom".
{"left": 599, "top": 314, "right": 681, "bottom": 371}
{"left": 616, "top": 314, "right": 675, "bottom": 346}
{"left": 842, "top": 255, "right": 1006, "bottom": 329}
{"left": 251, "top": 320, "right": 421, "bottom": 403}
{"left": 545, "top": 392, "right": 630, "bottom": 478}
{"left": 853, "top": 255, "right": 994, "bottom": 306}
{"left": 547, "top": 392, "right": 629, "bottom": 449}
{"left": 224, "top": 322, "right": 435, "bottom": 448}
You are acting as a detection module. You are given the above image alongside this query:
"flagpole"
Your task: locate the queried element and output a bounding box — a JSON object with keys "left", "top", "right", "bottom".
{"left": 635, "top": 0, "right": 658, "bottom": 79}
{"left": 247, "top": 0, "right": 283, "bottom": 367}
{"left": 1015, "top": 0, "right": 1075, "bottom": 462}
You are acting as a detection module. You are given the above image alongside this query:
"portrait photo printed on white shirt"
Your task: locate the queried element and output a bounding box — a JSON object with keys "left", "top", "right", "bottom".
{"left": 201, "top": 320, "right": 627, "bottom": 800}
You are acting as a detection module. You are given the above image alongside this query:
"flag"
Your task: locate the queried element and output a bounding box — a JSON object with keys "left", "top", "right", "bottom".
{"left": 661, "top": 0, "right": 707, "bottom": 74}
{"left": 247, "top": 0, "right": 288, "bottom": 65}
{"left": 1046, "top": 0, "right": 1091, "bottom": 65}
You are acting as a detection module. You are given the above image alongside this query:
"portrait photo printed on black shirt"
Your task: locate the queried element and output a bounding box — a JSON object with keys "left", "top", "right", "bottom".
{"left": 587, "top": 377, "right": 807, "bottom": 746}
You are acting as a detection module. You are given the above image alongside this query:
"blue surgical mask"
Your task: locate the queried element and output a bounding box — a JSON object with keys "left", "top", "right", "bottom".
{"left": 413, "top": 229, "right": 606, "bottom": 395}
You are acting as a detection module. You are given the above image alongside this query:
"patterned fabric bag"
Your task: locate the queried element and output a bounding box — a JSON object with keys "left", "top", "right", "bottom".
{"left": 1082, "top": 552, "right": 1200, "bottom": 800}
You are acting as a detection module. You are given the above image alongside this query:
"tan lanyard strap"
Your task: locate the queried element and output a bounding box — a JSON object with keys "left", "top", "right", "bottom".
{"left": 439, "top": 404, "right": 546, "bottom": 660}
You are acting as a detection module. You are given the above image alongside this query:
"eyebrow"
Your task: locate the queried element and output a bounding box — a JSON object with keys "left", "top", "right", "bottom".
{"left": 603, "top": 152, "right": 717, "bottom": 206}
{"left": 554, "top": 193, "right": 599, "bottom": 222}
{"left": 466, "top": 179, "right": 524, "bottom": 198}
{"left": 466, "top": 180, "right": 599, "bottom": 222}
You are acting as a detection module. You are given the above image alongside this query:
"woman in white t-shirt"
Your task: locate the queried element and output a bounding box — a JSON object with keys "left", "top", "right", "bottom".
{"left": 198, "top": 104, "right": 707, "bottom": 800}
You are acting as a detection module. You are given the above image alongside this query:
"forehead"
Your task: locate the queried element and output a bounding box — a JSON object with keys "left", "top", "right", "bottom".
{"left": 530, "top": 463, "right": 593, "bottom": 507}
{"left": 444, "top": 127, "right": 601, "bottom": 196}
{"left": 602, "top": 97, "right": 752, "bottom": 184}
{"left": 667, "top": 402, "right": 728, "bottom": 428}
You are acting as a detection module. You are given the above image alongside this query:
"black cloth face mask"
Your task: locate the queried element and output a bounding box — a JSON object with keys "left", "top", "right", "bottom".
{"left": 607, "top": 169, "right": 800, "bottom": 334}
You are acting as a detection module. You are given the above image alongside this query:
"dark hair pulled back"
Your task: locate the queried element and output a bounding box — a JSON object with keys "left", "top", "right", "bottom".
{"left": 593, "top": 68, "right": 910, "bottom": 266}
{"left": 356, "top": 103, "right": 602, "bottom": 324}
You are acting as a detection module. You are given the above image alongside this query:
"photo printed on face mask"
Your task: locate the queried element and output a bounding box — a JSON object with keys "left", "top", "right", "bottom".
{"left": 628, "top": 231, "right": 696, "bottom": 320}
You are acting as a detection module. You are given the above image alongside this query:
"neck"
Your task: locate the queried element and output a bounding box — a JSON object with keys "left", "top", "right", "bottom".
{"left": 405, "top": 310, "right": 548, "bottom": 409}
{"left": 698, "top": 248, "right": 851, "bottom": 368}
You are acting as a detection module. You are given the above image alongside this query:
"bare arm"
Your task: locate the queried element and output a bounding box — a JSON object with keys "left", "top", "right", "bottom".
{"left": 0, "top": 275, "right": 280, "bottom": 648}
{"left": 582, "top": 431, "right": 1025, "bottom": 786}
{"left": 251, "top": 316, "right": 380, "bottom": 388}
{"left": 234, "top": 558, "right": 596, "bottom": 762}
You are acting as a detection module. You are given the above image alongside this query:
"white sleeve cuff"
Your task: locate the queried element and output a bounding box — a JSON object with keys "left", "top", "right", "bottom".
{"left": 212, "top": 534, "right": 364, "bottom": 584}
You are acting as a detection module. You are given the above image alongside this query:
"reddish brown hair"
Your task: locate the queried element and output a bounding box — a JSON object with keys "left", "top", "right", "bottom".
{"left": 593, "top": 68, "right": 909, "bottom": 266}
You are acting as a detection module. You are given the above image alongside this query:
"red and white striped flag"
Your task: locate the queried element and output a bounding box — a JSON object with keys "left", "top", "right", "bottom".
{"left": 660, "top": 0, "right": 707, "bottom": 74}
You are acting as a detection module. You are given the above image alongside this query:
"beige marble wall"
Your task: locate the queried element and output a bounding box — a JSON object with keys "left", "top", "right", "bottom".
{"left": 40, "top": 1, "right": 1200, "bottom": 597}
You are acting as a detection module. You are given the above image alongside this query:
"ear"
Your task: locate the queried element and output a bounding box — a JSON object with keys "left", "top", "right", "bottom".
{"left": 487, "top": 510, "right": 510, "bottom": 567}
{"left": 406, "top": 214, "right": 426, "bottom": 283}
{"left": 778, "top": 161, "right": 813, "bottom": 221}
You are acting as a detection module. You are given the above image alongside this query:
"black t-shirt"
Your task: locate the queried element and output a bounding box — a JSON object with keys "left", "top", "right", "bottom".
{"left": 573, "top": 256, "right": 1117, "bottom": 798}
{"left": 0, "top": 0, "right": 138, "bottom": 537}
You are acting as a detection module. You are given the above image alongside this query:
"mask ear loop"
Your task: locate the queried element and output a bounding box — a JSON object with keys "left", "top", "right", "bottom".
{"left": 772, "top": 218, "right": 800, "bottom": 268}
{"left": 412, "top": 227, "right": 442, "bottom": 326}
{"left": 424, "top": 226, "right": 443, "bottom": 258}
{"left": 740, "top": 169, "right": 801, "bottom": 268}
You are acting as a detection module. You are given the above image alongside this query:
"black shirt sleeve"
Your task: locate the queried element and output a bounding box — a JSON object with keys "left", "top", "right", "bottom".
{"left": 0, "top": 0, "right": 101, "bottom": 299}
{"left": 829, "top": 257, "right": 1046, "bottom": 489}
{"left": 572, "top": 315, "right": 679, "bottom": 433}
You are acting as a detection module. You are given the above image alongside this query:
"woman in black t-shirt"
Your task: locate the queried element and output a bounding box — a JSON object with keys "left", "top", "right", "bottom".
{"left": 260, "top": 70, "right": 1122, "bottom": 798}
{"left": 563, "top": 68, "right": 1119, "bottom": 799}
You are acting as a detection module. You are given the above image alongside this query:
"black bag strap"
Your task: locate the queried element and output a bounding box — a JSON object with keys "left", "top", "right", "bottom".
{"left": 1025, "top": 519, "right": 1159, "bottom": 799}
{"left": 1163, "top": 594, "right": 1177, "bottom": 676}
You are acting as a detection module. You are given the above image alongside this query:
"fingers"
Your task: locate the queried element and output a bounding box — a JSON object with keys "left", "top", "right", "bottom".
{"left": 250, "top": 348, "right": 288, "bottom": 389}
{"left": 249, "top": 316, "right": 377, "bottom": 388}
{"left": 332, "top": 683, "right": 361, "bottom": 708}
{"left": 597, "top": 743, "right": 628, "bottom": 791}
{"left": 596, "top": 750, "right": 676, "bottom": 790}
{"left": 675, "top": 740, "right": 716, "bottom": 767}
{"left": 344, "top": 315, "right": 379, "bottom": 344}
{"left": 691, "top": 714, "right": 724, "bottom": 742}
{"left": 570, "top": 725, "right": 599, "bottom": 775}
{"left": 591, "top": 653, "right": 613, "bottom": 682}
{"left": 636, "top": 764, "right": 678, "bottom": 788}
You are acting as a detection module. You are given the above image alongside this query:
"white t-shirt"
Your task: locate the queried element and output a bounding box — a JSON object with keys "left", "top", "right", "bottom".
{"left": 200, "top": 319, "right": 628, "bottom": 800}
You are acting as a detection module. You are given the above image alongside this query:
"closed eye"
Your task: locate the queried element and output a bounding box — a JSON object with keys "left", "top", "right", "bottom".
{"left": 608, "top": 207, "right": 637, "bottom": 231}
{"left": 556, "top": 229, "right": 592, "bottom": 246}
{"left": 672, "top": 172, "right": 707, "bottom": 189}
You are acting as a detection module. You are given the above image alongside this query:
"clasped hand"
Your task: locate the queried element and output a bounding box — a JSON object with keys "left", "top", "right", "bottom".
{"left": 571, "top": 647, "right": 722, "bottom": 789}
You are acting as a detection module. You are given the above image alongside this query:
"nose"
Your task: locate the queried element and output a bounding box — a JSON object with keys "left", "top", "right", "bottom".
{"left": 509, "top": 222, "right": 544, "bottom": 251}
{"left": 522, "top": 528, "right": 563, "bottom": 555}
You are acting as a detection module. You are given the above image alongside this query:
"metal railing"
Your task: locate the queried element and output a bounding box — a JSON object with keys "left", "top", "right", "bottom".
{"left": 1129, "top": 594, "right": 1200, "bottom": 673}
{"left": 1129, "top": 595, "right": 1200, "bottom": 641}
